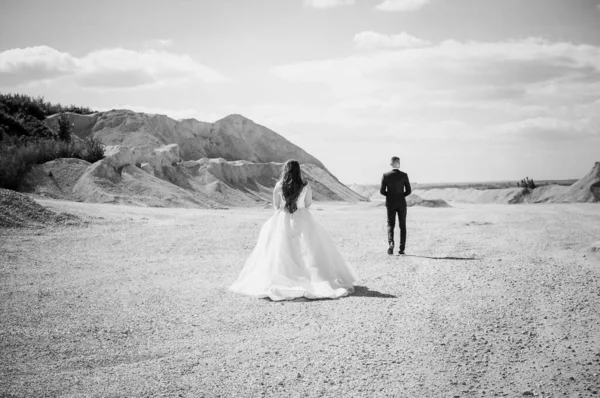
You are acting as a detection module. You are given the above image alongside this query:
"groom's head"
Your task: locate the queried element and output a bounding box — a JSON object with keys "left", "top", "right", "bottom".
{"left": 390, "top": 156, "right": 400, "bottom": 169}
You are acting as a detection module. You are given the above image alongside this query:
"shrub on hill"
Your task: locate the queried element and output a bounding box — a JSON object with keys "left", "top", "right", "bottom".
{"left": 0, "top": 93, "right": 94, "bottom": 141}
{"left": 55, "top": 112, "right": 73, "bottom": 142}
{"left": 0, "top": 137, "right": 105, "bottom": 190}
{"left": 0, "top": 92, "right": 102, "bottom": 190}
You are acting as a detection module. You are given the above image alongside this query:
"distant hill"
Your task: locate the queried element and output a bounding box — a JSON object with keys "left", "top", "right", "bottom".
{"left": 45, "top": 111, "right": 327, "bottom": 169}
{"left": 16, "top": 109, "right": 368, "bottom": 207}
{"left": 350, "top": 163, "right": 599, "bottom": 205}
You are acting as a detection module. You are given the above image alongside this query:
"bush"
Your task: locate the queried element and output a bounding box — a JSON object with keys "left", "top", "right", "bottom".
{"left": 0, "top": 93, "right": 95, "bottom": 119}
{"left": 0, "top": 93, "right": 46, "bottom": 120}
{"left": 0, "top": 138, "right": 105, "bottom": 190}
{"left": 55, "top": 112, "right": 73, "bottom": 142}
{"left": 0, "top": 93, "right": 95, "bottom": 142}
{"left": 0, "top": 111, "right": 29, "bottom": 140}
{"left": 0, "top": 92, "right": 103, "bottom": 190}
{"left": 80, "top": 137, "right": 105, "bottom": 163}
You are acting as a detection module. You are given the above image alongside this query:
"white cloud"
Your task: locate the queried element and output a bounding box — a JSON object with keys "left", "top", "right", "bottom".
{"left": 0, "top": 45, "right": 228, "bottom": 89}
{"left": 304, "top": 0, "right": 354, "bottom": 8}
{"left": 488, "top": 117, "right": 593, "bottom": 140}
{"left": 269, "top": 34, "right": 600, "bottom": 178}
{"left": 143, "top": 39, "right": 174, "bottom": 48}
{"left": 375, "top": 0, "right": 431, "bottom": 12}
{"left": 0, "top": 46, "right": 77, "bottom": 84}
{"left": 354, "top": 31, "right": 430, "bottom": 50}
{"left": 157, "top": 39, "right": 173, "bottom": 47}
{"left": 272, "top": 37, "right": 600, "bottom": 98}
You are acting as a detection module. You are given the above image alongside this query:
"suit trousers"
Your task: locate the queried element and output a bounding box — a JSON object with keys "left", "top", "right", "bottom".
{"left": 386, "top": 205, "right": 407, "bottom": 250}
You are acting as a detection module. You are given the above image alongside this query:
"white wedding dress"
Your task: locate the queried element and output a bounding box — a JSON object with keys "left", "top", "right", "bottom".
{"left": 229, "top": 182, "right": 358, "bottom": 301}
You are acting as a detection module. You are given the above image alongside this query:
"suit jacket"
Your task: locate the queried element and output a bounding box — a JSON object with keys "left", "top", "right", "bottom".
{"left": 380, "top": 169, "right": 412, "bottom": 208}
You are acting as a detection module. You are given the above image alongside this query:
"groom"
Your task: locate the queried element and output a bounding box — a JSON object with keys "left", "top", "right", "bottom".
{"left": 380, "top": 156, "right": 412, "bottom": 255}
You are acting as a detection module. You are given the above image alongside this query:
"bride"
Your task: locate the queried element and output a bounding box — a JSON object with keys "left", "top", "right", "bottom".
{"left": 229, "top": 160, "right": 358, "bottom": 301}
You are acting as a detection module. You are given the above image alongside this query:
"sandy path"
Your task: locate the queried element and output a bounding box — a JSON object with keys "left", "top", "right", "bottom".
{"left": 1, "top": 200, "right": 600, "bottom": 397}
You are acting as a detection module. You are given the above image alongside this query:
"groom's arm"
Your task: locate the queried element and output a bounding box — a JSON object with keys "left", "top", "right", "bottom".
{"left": 404, "top": 174, "right": 412, "bottom": 197}
{"left": 379, "top": 174, "right": 387, "bottom": 197}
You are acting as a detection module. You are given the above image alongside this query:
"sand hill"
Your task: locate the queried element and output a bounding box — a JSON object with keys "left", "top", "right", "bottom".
{"left": 44, "top": 111, "right": 326, "bottom": 169}
{"left": 348, "top": 184, "right": 450, "bottom": 208}
{"left": 413, "top": 162, "right": 600, "bottom": 205}
{"left": 554, "top": 161, "right": 600, "bottom": 203}
{"left": 0, "top": 188, "right": 80, "bottom": 228}
{"left": 30, "top": 110, "right": 368, "bottom": 207}
{"left": 21, "top": 144, "right": 365, "bottom": 208}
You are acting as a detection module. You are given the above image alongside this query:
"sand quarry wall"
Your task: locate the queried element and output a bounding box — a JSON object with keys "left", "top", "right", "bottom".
{"left": 32, "top": 110, "right": 368, "bottom": 207}
{"left": 20, "top": 144, "right": 367, "bottom": 208}
{"left": 44, "top": 111, "right": 327, "bottom": 170}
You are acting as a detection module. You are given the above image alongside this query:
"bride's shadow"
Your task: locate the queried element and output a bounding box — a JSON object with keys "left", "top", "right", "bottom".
{"left": 351, "top": 285, "right": 397, "bottom": 299}
{"left": 263, "top": 285, "right": 397, "bottom": 303}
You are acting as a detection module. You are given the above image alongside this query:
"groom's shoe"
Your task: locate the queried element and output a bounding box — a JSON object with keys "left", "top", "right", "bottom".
{"left": 399, "top": 249, "right": 405, "bottom": 255}
{"left": 387, "top": 243, "right": 394, "bottom": 255}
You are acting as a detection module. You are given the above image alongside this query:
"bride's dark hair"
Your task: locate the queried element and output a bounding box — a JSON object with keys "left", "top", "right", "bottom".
{"left": 281, "top": 160, "right": 307, "bottom": 214}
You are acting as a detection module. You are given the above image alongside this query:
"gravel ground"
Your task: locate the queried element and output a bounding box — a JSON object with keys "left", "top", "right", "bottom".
{"left": 1, "top": 199, "right": 600, "bottom": 397}
{"left": 0, "top": 189, "right": 81, "bottom": 228}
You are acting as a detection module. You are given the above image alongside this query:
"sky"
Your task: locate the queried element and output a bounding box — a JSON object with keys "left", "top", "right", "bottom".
{"left": 1, "top": 0, "right": 600, "bottom": 184}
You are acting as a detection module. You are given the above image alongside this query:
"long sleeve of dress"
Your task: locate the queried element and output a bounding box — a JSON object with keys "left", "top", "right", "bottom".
{"left": 273, "top": 185, "right": 281, "bottom": 210}
{"left": 304, "top": 183, "right": 313, "bottom": 208}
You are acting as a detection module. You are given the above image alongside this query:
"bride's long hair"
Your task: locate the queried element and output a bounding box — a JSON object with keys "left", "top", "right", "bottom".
{"left": 281, "top": 160, "right": 307, "bottom": 214}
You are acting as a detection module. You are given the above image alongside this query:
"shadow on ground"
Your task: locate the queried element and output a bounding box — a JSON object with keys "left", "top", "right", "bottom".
{"left": 261, "top": 285, "right": 397, "bottom": 302}
{"left": 404, "top": 254, "right": 480, "bottom": 261}
{"left": 351, "top": 285, "right": 397, "bottom": 299}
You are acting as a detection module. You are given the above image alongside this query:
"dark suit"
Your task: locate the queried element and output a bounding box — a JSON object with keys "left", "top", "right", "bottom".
{"left": 380, "top": 169, "right": 411, "bottom": 250}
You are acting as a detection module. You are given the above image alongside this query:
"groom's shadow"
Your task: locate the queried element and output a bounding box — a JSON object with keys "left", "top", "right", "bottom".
{"left": 404, "top": 254, "right": 480, "bottom": 260}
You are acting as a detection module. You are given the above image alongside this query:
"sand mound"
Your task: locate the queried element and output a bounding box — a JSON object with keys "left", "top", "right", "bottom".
{"left": 21, "top": 144, "right": 367, "bottom": 209}
{"left": 49, "top": 111, "right": 327, "bottom": 169}
{"left": 413, "top": 162, "right": 600, "bottom": 205}
{"left": 518, "top": 184, "right": 569, "bottom": 203}
{"left": 177, "top": 158, "right": 366, "bottom": 207}
{"left": 414, "top": 187, "right": 524, "bottom": 204}
{"left": 347, "top": 184, "right": 380, "bottom": 200}
{"left": 44, "top": 112, "right": 99, "bottom": 141}
{"left": 20, "top": 158, "right": 91, "bottom": 199}
{"left": 557, "top": 162, "right": 600, "bottom": 203}
{"left": 72, "top": 147, "right": 218, "bottom": 208}
{"left": 371, "top": 194, "right": 450, "bottom": 208}
{"left": 34, "top": 110, "right": 365, "bottom": 208}
{"left": 407, "top": 194, "right": 452, "bottom": 208}
{"left": 0, "top": 189, "right": 80, "bottom": 228}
